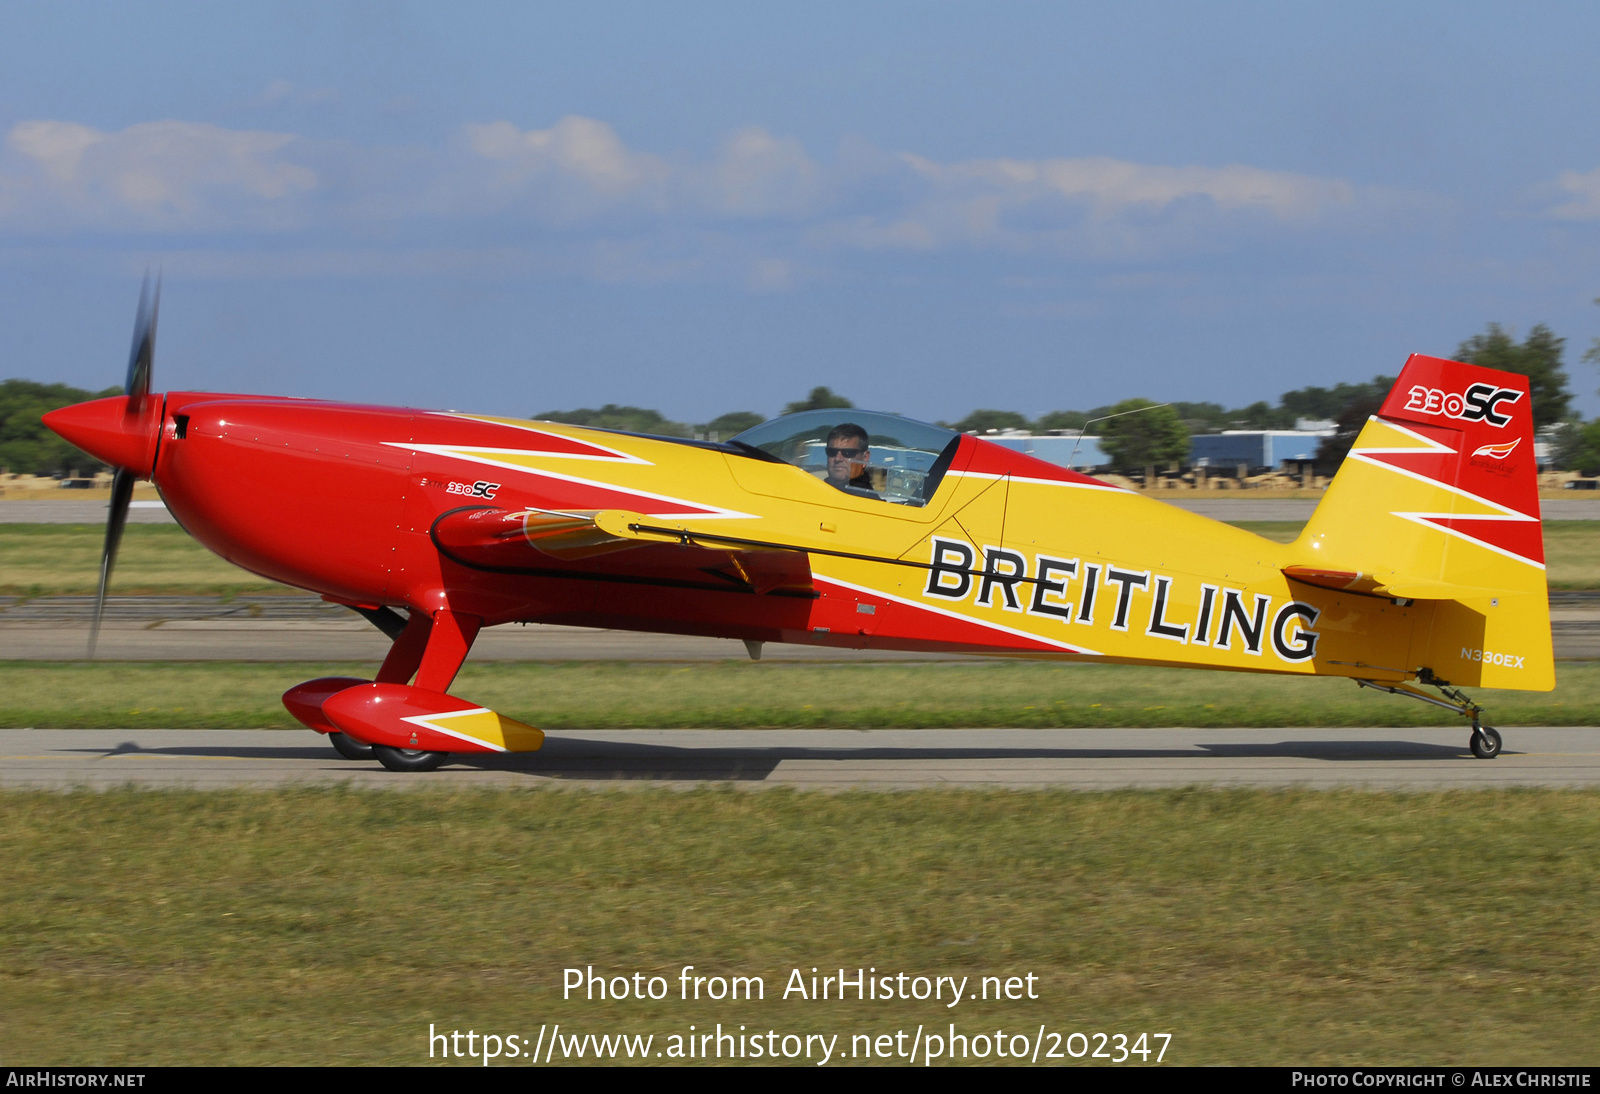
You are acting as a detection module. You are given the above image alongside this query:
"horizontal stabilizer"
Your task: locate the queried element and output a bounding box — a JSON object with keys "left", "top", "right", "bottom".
{"left": 1282, "top": 565, "right": 1523, "bottom": 603}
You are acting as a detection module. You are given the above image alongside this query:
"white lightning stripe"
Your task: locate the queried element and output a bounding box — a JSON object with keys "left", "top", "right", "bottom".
{"left": 400, "top": 707, "right": 506, "bottom": 752}
{"left": 416, "top": 439, "right": 649, "bottom": 465}
{"left": 949, "top": 471, "right": 1125, "bottom": 492}
{"left": 385, "top": 442, "right": 759, "bottom": 521}
{"left": 1355, "top": 416, "right": 1458, "bottom": 454}
{"left": 431, "top": 414, "right": 651, "bottom": 464}
{"left": 813, "top": 572, "right": 1104, "bottom": 656}
{"left": 1348, "top": 418, "right": 1543, "bottom": 568}
{"left": 1388, "top": 512, "right": 1545, "bottom": 570}
{"left": 1345, "top": 451, "right": 1534, "bottom": 520}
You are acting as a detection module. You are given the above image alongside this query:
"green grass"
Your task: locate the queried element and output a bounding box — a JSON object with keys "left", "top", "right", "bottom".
{"left": 1540, "top": 521, "right": 1600, "bottom": 589}
{"left": 0, "top": 787, "right": 1596, "bottom": 1065}
{"left": 0, "top": 523, "right": 289, "bottom": 596}
{"left": 4, "top": 659, "right": 1598, "bottom": 729}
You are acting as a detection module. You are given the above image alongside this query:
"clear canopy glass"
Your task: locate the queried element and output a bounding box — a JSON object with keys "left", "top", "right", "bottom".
{"left": 731, "top": 410, "right": 960, "bottom": 507}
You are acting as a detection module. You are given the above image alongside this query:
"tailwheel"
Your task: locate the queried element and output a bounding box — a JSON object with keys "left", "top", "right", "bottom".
{"left": 328, "top": 732, "right": 374, "bottom": 761}
{"left": 1470, "top": 723, "right": 1503, "bottom": 760}
{"left": 1357, "top": 673, "right": 1500, "bottom": 760}
{"left": 372, "top": 745, "right": 451, "bottom": 772}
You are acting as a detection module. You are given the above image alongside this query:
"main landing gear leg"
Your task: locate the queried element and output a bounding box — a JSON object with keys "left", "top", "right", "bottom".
{"left": 369, "top": 608, "right": 483, "bottom": 773}
{"left": 411, "top": 609, "right": 481, "bottom": 693}
{"left": 376, "top": 610, "right": 433, "bottom": 684}
{"left": 1355, "top": 671, "right": 1502, "bottom": 759}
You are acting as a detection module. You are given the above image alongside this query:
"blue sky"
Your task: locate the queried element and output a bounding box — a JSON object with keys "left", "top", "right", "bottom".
{"left": 3, "top": 1, "right": 1600, "bottom": 424}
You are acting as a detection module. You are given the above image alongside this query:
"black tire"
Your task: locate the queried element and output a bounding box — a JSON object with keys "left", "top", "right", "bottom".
{"left": 372, "top": 745, "right": 450, "bottom": 772}
{"left": 328, "top": 732, "right": 374, "bottom": 761}
{"left": 1470, "top": 725, "right": 1503, "bottom": 760}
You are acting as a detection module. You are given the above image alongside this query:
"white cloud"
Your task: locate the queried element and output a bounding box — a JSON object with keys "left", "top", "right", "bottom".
{"left": 459, "top": 116, "right": 671, "bottom": 221}
{"left": 1, "top": 120, "right": 317, "bottom": 231}
{"left": 694, "top": 127, "right": 821, "bottom": 218}
{"left": 451, "top": 118, "right": 827, "bottom": 225}
{"left": 935, "top": 155, "right": 1353, "bottom": 219}
{"left": 9, "top": 121, "right": 102, "bottom": 183}
{"left": 445, "top": 118, "right": 1370, "bottom": 263}
{"left": 814, "top": 152, "right": 1361, "bottom": 256}
{"left": 1546, "top": 167, "right": 1600, "bottom": 220}
{"left": 0, "top": 112, "right": 1401, "bottom": 281}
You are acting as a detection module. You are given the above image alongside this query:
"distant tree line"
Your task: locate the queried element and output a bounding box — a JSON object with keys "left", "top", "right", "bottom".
{"left": 1552, "top": 304, "right": 1600, "bottom": 474}
{"left": 939, "top": 379, "right": 1395, "bottom": 439}
{"left": 0, "top": 379, "right": 122, "bottom": 476}
{"left": 530, "top": 386, "right": 853, "bottom": 441}
{"left": 529, "top": 317, "right": 1598, "bottom": 477}
{"left": 1433, "top": 313, "right": 1600, "bottom": 478}
{"left": 7, "top": 312, "right": 1600, "bottom": 478}
{"left": 531, "top": 382, "right": 1417, "bottom": 476}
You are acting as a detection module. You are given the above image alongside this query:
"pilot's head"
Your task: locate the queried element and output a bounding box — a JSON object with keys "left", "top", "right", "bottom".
{"left": 824, "top": 423, "right": 870, "bottom": 487}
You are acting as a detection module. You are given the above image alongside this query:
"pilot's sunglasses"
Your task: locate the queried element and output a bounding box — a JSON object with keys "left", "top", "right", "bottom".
{"left": 825, "top": 446, "right": 866, "bottom": 458}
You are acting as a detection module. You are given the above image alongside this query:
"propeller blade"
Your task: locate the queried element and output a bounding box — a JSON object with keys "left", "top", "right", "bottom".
{"left": 90, "top": 275, "right": 159, "bottom": 658}
{"left": 125, "top": 273, "right": 159, "bottom": 401}
{"left": 90, "top": 467, "right": 135, "bottom": 659}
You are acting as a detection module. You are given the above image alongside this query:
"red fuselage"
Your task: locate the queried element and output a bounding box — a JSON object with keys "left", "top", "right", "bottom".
{"left": 48, "top": 389, "right": 1116, "bottom": 658}
{"left": 146, "top": 394, "right": 892, "bottom": 650}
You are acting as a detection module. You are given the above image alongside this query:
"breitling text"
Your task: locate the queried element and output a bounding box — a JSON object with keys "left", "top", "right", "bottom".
{"left": 922, "top": 537, "right": 1321, "bottom": 663}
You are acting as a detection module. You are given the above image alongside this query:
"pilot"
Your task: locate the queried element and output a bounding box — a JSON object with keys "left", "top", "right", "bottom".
{"left": 823, "top": 423, "right": 878, "bottom": 497}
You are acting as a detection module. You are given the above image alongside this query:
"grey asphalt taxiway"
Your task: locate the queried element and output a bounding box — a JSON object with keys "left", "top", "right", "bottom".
{"left": 3, "top": 727, "right": 1597, "bottom": 790}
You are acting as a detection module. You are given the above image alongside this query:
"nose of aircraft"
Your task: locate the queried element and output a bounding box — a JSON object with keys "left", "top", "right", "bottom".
{"left": 42, "top": 394, "right": 163, "bottom": 477}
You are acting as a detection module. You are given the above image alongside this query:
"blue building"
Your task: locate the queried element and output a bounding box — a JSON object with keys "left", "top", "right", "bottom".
{"left": 1188, "top": 431, "right": 1328, "bottom": 472}
{"left": 984, "top": 428, "right": 1329, "bottom": 474}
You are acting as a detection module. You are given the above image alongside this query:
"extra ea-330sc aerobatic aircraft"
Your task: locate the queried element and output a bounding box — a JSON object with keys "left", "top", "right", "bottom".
{"left": 43, "top": 282, "right": 1552, "bottom": 770}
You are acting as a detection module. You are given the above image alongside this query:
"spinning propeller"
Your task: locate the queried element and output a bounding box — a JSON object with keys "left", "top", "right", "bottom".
{"left": 42, "top": 277, "right": 163, "bottom": 657}
{"left": 92, "top": 277, "right": 160, "bottom": 655}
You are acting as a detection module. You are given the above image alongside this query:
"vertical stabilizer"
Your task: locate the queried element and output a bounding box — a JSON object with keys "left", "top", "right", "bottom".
{"left": 1290, "top": 354, "right": 1552, "bottom": 690}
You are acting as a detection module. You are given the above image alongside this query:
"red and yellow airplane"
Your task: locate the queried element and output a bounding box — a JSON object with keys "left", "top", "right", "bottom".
{"left": 44, "top": 284, "right": 1551, "bottom": 769}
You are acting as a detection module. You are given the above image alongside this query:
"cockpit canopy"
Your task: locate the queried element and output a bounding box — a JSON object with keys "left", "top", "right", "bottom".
{"left": 732, "top": 409, "right": 961, "bottom": 507}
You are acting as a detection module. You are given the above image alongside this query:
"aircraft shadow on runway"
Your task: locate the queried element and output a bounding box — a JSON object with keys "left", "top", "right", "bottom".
{"left": 70, "top": 736, "right": 1482, "bottom": 781}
